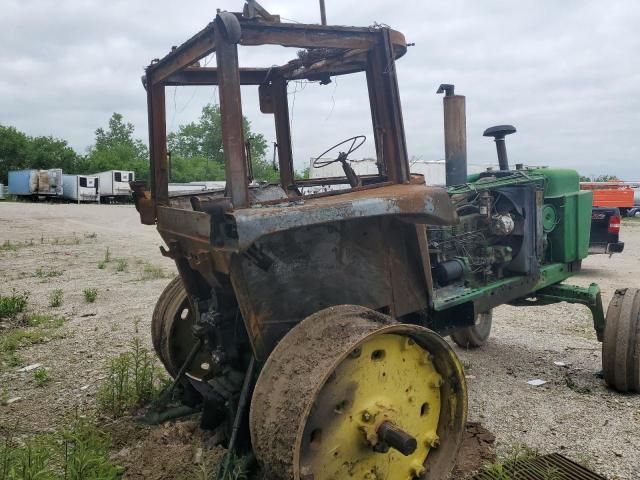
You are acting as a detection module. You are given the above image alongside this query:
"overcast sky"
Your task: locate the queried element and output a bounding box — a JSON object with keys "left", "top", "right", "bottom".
{"left": 2, "top": 0, "right": 639, "bottom": 179}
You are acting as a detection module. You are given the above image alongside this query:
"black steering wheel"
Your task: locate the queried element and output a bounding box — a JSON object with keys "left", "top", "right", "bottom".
{"left": 313, "top": 135, "right": 366, "bottom": 168}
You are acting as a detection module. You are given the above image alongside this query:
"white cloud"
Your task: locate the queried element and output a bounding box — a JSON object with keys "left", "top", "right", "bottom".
{"left": 1, "top": 0, "right": 638, "bottom": 177}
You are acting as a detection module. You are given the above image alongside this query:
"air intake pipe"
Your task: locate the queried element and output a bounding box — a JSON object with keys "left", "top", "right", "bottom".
{"left": 437, "top": 84, "right": 467, "bottom": 186}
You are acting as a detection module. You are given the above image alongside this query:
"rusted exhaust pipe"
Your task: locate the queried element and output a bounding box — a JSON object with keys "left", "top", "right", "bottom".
{"left": 437, "top": 84, "right": 467, "bottom": 186}
{"left": 319, "top": 0, "right": 327, "bottom": 25}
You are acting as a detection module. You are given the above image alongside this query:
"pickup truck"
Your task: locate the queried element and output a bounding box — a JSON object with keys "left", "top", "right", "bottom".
{"left": 589, "top": 206, "right": 624, "bottom": 254}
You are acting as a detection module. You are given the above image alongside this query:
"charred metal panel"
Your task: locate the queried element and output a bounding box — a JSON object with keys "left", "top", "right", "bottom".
{"left": 229, "top": 217, "right": 429, "bottom": 360}
{"left": 229, "top": 184, "right": 457, "bottom": 250}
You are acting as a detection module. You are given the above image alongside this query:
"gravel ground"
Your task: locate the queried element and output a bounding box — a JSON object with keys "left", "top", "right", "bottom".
{"left": 0, "top": 202, "right": 639, "bottom": 479}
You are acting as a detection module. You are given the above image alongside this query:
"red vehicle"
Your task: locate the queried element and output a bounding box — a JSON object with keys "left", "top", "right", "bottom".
{"left": 580, "top": 182, "right": 629, "bottom": 254}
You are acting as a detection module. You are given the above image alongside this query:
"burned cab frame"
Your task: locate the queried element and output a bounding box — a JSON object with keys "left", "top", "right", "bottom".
{"left": 135, "top": 7, "right": 459, "bottom": 359}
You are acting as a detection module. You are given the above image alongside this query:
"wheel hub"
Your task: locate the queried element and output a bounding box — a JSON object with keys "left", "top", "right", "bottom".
{"left": 300, "top": 333, "right": 442, "bottom": 479}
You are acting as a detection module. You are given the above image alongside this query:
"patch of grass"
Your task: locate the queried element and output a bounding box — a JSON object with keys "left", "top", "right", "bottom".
{"left": 84, "top": 232, "right": 98, "bottom": 239}
{"left": 97, "top": 338, "right": 166, "bottom": 418}
{"left": 104, "top": 247, "right": 111, "bottom": 263}
{"left": 0, "top": 415, "right": 122, "bottom": 479}
{"left": 481, "top": 443, "right": 541, "bottom": 479}
{"left": 34, "top": 367, "right": 50, "bottom": 387}
{"left": 0, "top": 313, "right": 64, "bottom": 369}
{"left": 0, "top": 240, "right": 18, "bottom": 252}
{"left": 83, "top": 288, "right": 98, "bottom": 303}
{"left": 36, "top": 267, "right": 63, "bottom": 278}
{"left": 49, "top": 289, "right": 64, "bottom": 308}
{"left": 0, "top": 329, "right": 49, "bottom": 368}
{"left": 138, "top": 262, "right": 168, "bottom": 281}
{"left": 115, "top": 258, "right": 128, "bottom": 272}
{"left": 462, "top": 359, "right": 473, "bottom": 371}
{"left": 0, "top": 290, "right": 29, "bottom": 319}
{"left": 97, "top": 260, "right": 107, "bottom": 269}
{"left": 25, "top": 313, "right": 65, "bottom": 329}
{"left": 564, "top": 374, "right": 592, "bottom": 394}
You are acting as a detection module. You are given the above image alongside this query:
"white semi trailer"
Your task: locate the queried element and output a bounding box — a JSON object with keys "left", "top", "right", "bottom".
{"left": 62, "top": 175, "right": 100, "bottom": 203}
{"left": 95, "top": 170, "right": 135, "bottom": 202}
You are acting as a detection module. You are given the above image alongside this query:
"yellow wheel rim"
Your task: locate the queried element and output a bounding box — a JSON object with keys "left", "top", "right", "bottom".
{"left": 299, "top": 333, "right": 442, "bottom": 480}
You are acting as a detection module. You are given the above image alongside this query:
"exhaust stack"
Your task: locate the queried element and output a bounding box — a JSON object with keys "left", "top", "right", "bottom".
{"left": 437, "top": 84, "right": 467, "bottom": 186}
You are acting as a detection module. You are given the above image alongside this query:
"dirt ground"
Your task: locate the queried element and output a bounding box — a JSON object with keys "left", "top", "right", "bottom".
{"left": 0, "top": 202, "right": 639, "bottom": 479}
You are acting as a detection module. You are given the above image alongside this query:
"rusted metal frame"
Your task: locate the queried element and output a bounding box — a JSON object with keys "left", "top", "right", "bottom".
{"left": 365, "top": 63, "right": 384, "bottom": 175}
{"left": 415, "top": 226, "right": 435, "bottom": 308}
{"left": 215, "top": 26, "right": 250, "bottom": 208}
{"left": 239, "top": 23, "right": 379, "bottom": 49}
{"left": 145, "top": 75, "right": 156, "bottom": 205}
{"left": 373, "top": 28, "right": 411, "bottom": 184}
{"left": 296, "top": 174, "right": 387, "bottom": 187}
{"left": 148, "top": 25, "right": 216, "bottom": 86}
{"left": 271, "top": 76, "right": 295, "bottom": 191}
{"left": 164, "top": 68, "right": 271, "bottom": 86}
{"left": 149, "top": 82, "right": 169, "bottom": 206}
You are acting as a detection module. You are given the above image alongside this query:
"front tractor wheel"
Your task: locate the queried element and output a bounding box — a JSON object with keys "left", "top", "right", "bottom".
{"left": 450, "top": 311, "right": 493, "bottom": 349}
{"left": 602, "top": 288, "right": 640, "bottom": 393}
{"left": 250, "top": 305, "right": 467, "bottom": 480}
{"left": 151, "top": 276, "right": 210, "bottom": 380}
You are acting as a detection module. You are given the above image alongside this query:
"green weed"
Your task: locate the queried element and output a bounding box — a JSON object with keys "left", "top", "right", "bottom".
{"left": 0, "top": 291, "right": 29, "bottom": 319}
{"left": 0, "top": 314, "right": 64, "bottom": 368}
{"left": 84, "top": 232, "right": 97, "bottom": 239}
{"left": 115, "top": 258, "right": 128, "bottom": 272}
{"left": 36, "top": 267, "right": 63, "bottom": 279}
{"left": 34, "top": 367, "right": 50, "bottom": 387}
{"left": 564, "top": 374, "right": 592, "bottom": 394}
{"left": 25, "top": 314, "right": 64, "bottom": 329}
{"left": 97, "top": 260, "right": 107, "bottom": 269}
{"left": 0, "top": 240, "right": 18, "bottom": 252}
{"left": 0, "top": 415, "right": 122, "bottom": 479}
{"left": 49, "top": 289, "right": 64, "bottom": 308}
{"left": 104, "top": 247, "right": 111, "bottom": 263}
{"left": 138, "top": 262, "right": 168, "bottom": 281}
{"left": 97, "top": 338, "right": 165, "bottom": 418}
{"left": 83, "top": 288, "right": 98, "bottom": 304}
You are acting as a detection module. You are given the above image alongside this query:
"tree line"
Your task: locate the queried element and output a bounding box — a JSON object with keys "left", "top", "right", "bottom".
{"left": 0, "top": 104, "right": 281, "bottom": 185}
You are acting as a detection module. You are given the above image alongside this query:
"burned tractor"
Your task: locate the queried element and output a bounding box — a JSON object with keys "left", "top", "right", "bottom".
{"left": 133, "top": 3, "right": 640, "bottom": 479}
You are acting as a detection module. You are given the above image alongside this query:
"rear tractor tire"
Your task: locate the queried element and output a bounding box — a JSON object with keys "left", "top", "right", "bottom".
{"left": 250, "top": 305, "right": 468, "bottom": 480}
{"left": 450, "top": 311, "right": 493, "bottom": 349}
{"left": 602, "top": 288, "right": 640, "bottom": 393}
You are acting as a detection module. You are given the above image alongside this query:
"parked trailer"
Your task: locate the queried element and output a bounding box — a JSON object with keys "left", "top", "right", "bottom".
{"left": 62, "top": 175, "right": 100, "bottom": 203}
{"left": 8, "top": 169, "right": 63, "bottom": 198}
{"left": 168, "top": 181, "right": 226, "bottom": 194}
{"left": 95, "top": 170, "right": 135, "bottom": 202}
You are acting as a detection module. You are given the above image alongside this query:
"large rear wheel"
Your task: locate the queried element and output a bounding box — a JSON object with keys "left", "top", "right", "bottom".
{"left": 250, "top": 305, "right": 467, "bottom": 480}
{"left": 602, "top": 288, "right": 640, "bottom": 392}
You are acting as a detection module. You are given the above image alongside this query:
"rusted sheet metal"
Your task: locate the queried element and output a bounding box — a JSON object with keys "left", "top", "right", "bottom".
{"left": 229, "top": 217, "right": 429, "bottom": 360}
{"left": 239, "top": 22, "right": 406, "bottom": 53}
{"left": 157, "top": 207, "right": 211, "bottom": 243}
{"left": 164, "top": 67, "right": 271, "bottom": 86}
{"left": 229, "top": 184, "right": 457, "bottom": 251}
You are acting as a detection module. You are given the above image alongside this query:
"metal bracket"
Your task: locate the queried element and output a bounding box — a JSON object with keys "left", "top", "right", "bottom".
{"left": 511, "top": 283, "right": 605, "bottom": 341}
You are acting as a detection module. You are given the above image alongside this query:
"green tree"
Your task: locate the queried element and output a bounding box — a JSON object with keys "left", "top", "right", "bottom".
{"left": 168, "top": 103, "right": 277, "bottom": 182}
{"left": 83, "top": 113, "right": 149, "bottom": 181}
{"left": 0, "top": 125, "right": 80, "bottom": 183}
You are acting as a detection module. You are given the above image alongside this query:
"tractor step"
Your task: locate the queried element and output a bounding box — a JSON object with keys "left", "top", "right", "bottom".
{"left": 472, "top": 453, "right": 606, "bottom": 479}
